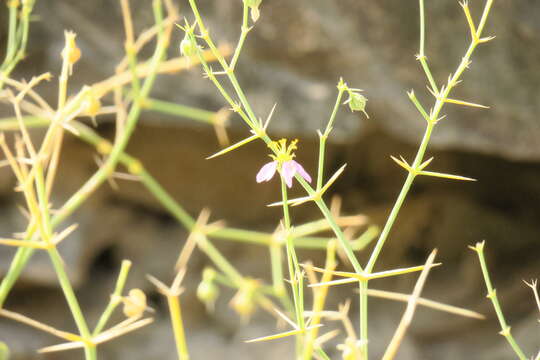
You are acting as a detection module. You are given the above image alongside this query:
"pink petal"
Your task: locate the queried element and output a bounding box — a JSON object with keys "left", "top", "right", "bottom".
{"left": 256, "top": 161, "right": 278, "bottom": 183}
{"left": 282, "top": 160, "right": 296, "bottom": 188}
{"left": 292, "top": 160, "right": 312, "bottom": 183}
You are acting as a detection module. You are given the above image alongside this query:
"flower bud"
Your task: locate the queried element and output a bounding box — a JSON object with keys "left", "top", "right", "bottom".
{"left": 244, "top": 0, "right": 262, "bottom": 22}
{"left": 229, "top": 279, "right": 259, "bottom": 321}
{"left": 61, "top": 31, "right": 81, "bottom": 75}
{"left": 346, "top": 91, "right": 368, "bottom": 117}
{"left": 197, "top": 280, "right": 219, "bottom": 311}
{"left": 197, "top": 267, "right": 219, "bottom": 311}
{"left": 83, "top": 91, "right": 102, "bottom": 125}
{"left": 202, "top": 267, "right": 217, "bottom": 282}
{"left": 122, "top": 288, "right": 147, "bottom": 318}
{"left": 180, "top": 34, "right": 197, "bottom": 58}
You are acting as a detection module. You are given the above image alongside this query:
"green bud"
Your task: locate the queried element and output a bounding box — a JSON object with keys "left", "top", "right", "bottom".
{"left": 197, "top": 280, "right": 219, "bottom": 311}
{"left": 202, "top": 267, "right": 217, "bottom": 282}
{"left": 180, "top": 34, "right": 197, "bottom": 58}
{"left": 347, "top": 91, "right": 368, "bottom": 117}
{"left": 244, "top": 0, "right": 262, "bottom": 22}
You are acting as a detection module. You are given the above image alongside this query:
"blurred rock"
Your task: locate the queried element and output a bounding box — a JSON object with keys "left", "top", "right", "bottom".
{"left": 19, "top": 0, "right": 540, "bottom": 161}
{"left": 1, "top": 1, "right": 539, "bottom": 360}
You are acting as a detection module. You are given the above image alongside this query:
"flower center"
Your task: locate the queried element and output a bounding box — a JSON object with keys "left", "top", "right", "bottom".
{"left": 268, "top": 138, "right": 298, "bottom": 163}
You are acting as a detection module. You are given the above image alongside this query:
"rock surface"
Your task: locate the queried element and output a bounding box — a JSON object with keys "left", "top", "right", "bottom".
{"left": 16, "top": 0, "right": 540, "bottom": 161}
{"left": 0, "top": 1, "right": 539, "bottom": 360}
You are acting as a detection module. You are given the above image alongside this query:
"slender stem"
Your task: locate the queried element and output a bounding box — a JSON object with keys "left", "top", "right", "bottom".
{"left": 144, "top": 98, "right": 217, "bottom": 125}
{"left": 474, "top": 245, "right": 528, "bottom": 360}
{"left": 280, "top": 176, "right": 304, "bottom": 356}
{"left": 417, "top": 0, "right": 439, "bottom": 94}
{"left": 229, "top": 2, "right": 249, "bottom": 70}
{"left": 92, "top": 260, "right": 132, "bottom": 336}
{"left": 359, "top": 280, "right": 368, "bottom": 360}
{"left": 121, "top": 0, "right": 141, "bottom": 97}
{"left": 198, "top": 235, "right": 244, "bottom": 286}
{"left": 303, "top": 180, "right": 363, "bottom": 274}
{"left": 317, "top": 83, "right": 345, "bottom": 189}
{"left": 269, "top": 243, "right": 287, "bottom": 302}
{"left": 476, "top": 0, "right": 494, "bottom": 36}
{"left": 138, "top": 170, "right": 195, "bottom": 229}
{"left": 419, "top": 0, "right": 425, "bottom": 57}
{"left": 302, "top": 241, "right": 336, "bottom": 360}
{"left": 167, "top": 295, "right": 190, "bottom": 360}
{"left": 48, "top": 247, "right": 96, "bottom": 359}
{"left": 2, "top": 0, "right": 19, "bottom": 67}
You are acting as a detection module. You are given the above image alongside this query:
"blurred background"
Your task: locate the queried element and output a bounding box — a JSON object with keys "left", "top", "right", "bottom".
{"left": 0, "top": 0, "right": 539, "bottom": 359}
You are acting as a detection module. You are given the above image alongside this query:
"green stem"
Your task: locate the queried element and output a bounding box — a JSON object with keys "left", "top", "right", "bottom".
{"left": 92, "top": 260, "right": 132, "bottom": 336}
{"left": 138, "top": 170, "right": 195, "bottom": 229}
{"left": 269, "top": 243, "right": 287, "bottom": 304}
{"left": 48, "top": 247, "right": 96, "bottom": 359}
{"left": 317, "top": 82, "right": 345, "bottom": 189}
{"left": 145, "top": 98, "right": 217, "bottom": 125}
{"left": 199, "top": 235, "right": 244, "bottom": 286}
{"left": 2, "top": 0, "right": 19, "bottom": 68}
{"left": 302, "top": 241, "right": 336, "bottom": 360}
{"left": 417, "top": 0, "right": 439, "bottom": 94}
{"left": 280, "top": 176, "right": 304, "bottom": 357}
{"left": 474, "top": 245, "right": 528, "bottom": 360}
{"left": 229, "top": 2, "right": 249, "bottom": 70}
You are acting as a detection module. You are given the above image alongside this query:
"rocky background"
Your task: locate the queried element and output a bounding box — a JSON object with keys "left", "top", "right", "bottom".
{"left": 0, "top": 0, "right": 539, "bottom": 359}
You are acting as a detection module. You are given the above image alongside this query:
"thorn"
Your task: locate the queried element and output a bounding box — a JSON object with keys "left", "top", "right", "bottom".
{"left": 206, "top": 134, "right": 259, "bottom": 159}
{"left": 499, "top": 326, "right": 511, "bottom": 337}
{"left": 434, "top": 114, "right": 447, "bottom": 123}
{"left": 245, "top": 324, "right": 323, "bottom": 343}
{"left": 478, "top": 36, "right": 496, "bottom": 43}
{"left": 390, "top": 155, "right": 412, "bottom": 173}
{"left": 427, "top": 86, "right": 439, "bottom": 99}
{"left": 262, "top": 103, "right": 277, "bottom": 130}
{"left": 418, "top": 157, "right": 434, "bottom": 171}
{"left": 444, "top": 98, "right": 489, "bottom": 109}
{"left": 319, "top": 164, "right": 347, "bottom": 195}
{"left": 266, "top": 196, "right": 311, "bottom": 207}
{"left": 418, "top": 170, "right": 476, "bottom": 181}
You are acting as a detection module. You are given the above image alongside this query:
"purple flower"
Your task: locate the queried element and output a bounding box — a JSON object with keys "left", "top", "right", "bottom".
{"left": 256, "top": 161, "right": 278, "bottom": 183}
{"left": 256, "top": 159, "right": 312, "bottom": 188}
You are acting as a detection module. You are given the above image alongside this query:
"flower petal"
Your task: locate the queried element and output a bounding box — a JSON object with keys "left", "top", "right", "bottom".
{"left": 292, "top": 160, "right": 312, "bottom": 183}
{"left": 256, "top": 161, "right": 278, "bottom": 183}
{"left": 282, "top": 160, "right": 296, "bottom": 188}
